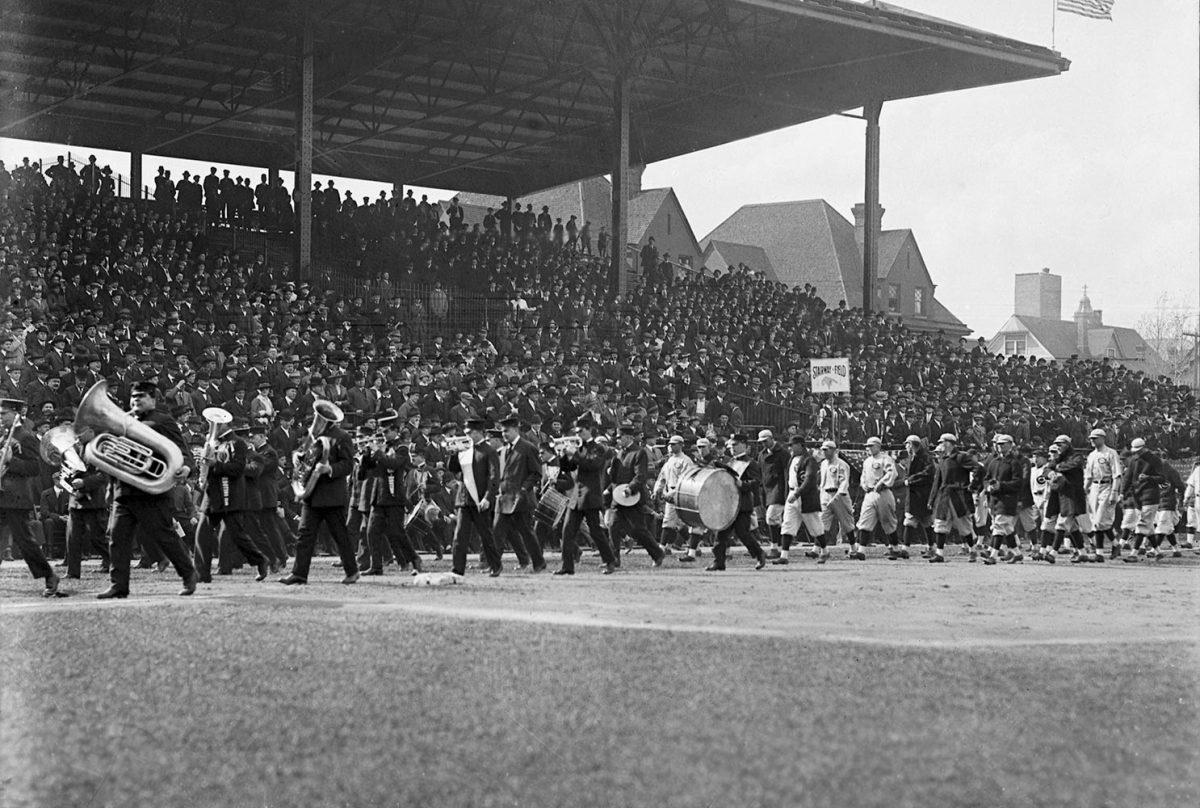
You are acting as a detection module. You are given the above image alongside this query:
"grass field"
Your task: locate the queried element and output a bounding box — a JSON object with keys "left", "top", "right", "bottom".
{"left": 2, "top": 548, "right": 1198, "bottom": 808}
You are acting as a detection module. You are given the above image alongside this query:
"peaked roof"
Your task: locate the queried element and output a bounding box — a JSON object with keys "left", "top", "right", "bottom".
{"left": 1011, "top": 315, "right": 1081, "bottom": 358}
{"left": 1087, "top": 326, "right": 1157, "bottom": 362}
{"left": 929, "top": 296, "right": 967, "bottom": 329}
{"left": 701, "top": 199, "right": 863, "bottom": 304}
{"left": 628, "top": 188, "right": 672, "bottom": 245}
{"left": 703, "top": 240, "right": 779, "bottom": 282}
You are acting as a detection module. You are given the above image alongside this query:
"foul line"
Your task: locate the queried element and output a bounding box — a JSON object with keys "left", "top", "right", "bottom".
{"left": 1, "top": 589, "right": 1192, "bottom": 649}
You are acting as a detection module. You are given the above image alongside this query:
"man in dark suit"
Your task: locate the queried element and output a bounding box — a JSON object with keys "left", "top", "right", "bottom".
{"left": 245, "top": 424, "right": 289, "bottom": 572}
{"left": 757, "top": 429, "right": 789, "bottom": 558}
{"left": 492, "top": 416, "right": 545, "bottom": 572}
{"left": 555, "top": 417, "right": 619, "bottom": 575}
{"left": 280, "top": 401, "right": 359, "bottom": 585}
{"left": 607, "top": 423, "right": 666, "bottom": 567}
{"left": 64, "top": 460, "right": 110, "bottom": 579}
{"left": 98, "top": 381, "right": 198, "bottom": 598}
{"left": 194, "top": 419, "right": 269, "bottom": 583}
{"left": 446, "top": 418, "right": 503, "bottom": 577}
{"left": 0, "top": 398, "right": 59, "bottom": 596}
{"left": 359, "top": 419, "right": 423, "bottom": 575}
{"left": 707, "top": 433, "right": 768, "bottom": 572}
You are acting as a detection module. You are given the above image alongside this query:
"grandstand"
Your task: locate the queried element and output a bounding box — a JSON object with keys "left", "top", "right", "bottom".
{"left": 2, "top": 5, "right": 1198, "bottom": 808}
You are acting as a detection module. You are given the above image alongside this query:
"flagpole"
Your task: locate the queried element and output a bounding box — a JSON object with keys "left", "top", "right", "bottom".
{"left": 1051, "top": 0, "right": 1057, "bottom": 48}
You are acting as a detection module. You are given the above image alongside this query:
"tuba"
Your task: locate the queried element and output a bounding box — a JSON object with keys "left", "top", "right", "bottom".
{"left": 292, "top": 400, "right": 344, "bottom": 498}
{"left": 75, "top": 381, "right": 183, "bottom": 495}
{"left": 39, "top": 425, "right": 88, "bottom": 494}
{"left": 196, "top": 407, "right": 232, "bottom": 492}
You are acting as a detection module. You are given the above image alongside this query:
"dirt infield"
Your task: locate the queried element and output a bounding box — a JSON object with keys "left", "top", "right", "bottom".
{"left": 2, "top": 550, "right": 1198, "bottom": 646}
{"left": 2, "top": 552, "right": 1198, "bottom": 808}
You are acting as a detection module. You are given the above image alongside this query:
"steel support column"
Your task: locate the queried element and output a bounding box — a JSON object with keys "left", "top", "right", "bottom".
{"left": 862, "top": 99, "right": 882, "bottom": 313}
{"left": 611, "top": 71, "right": 630, "bottom": 295}
{"left": 294, "top": 8, "right": 314, "bottom": 280}
{"left": 130, "top": 151, "right": 142, "bottom": 200}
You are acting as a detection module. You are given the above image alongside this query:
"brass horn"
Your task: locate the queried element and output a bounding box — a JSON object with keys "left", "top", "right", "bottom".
{"left": 75, "top": 380, "right": 183, "bottom": 495}
{"left": 309, "top": 399, "right": 344, "bottom": 438}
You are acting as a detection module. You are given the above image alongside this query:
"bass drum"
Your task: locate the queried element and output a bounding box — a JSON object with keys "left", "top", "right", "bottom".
{"left": 675, "top": 466, "right": 738, "bottom": 531}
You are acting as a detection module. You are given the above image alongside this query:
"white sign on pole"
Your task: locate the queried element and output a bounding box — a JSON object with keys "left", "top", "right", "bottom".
{"left": 810, "top": 358, "right": 850, "bottom": 393}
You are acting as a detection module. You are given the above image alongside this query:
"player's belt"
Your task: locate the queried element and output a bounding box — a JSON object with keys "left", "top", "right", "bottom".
{"left": 1092, "top": 478, "right": 1113, "bottom": 484}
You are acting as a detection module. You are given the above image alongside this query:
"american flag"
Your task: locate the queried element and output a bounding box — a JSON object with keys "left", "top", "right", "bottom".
{"left": 1057, "top": 0, "right": 1115, "bottom": 20}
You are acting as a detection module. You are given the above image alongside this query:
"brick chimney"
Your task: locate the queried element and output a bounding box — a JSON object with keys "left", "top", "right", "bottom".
{"left": 628, "top": 164, "right": 645, "bottom": 195}
{"left": 852, "top": 202, "right": 885, "bottom": 247}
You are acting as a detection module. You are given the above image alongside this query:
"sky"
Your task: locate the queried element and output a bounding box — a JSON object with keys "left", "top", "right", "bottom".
{"left": 2, "top": 0, "right": 1196, "bottom": 339}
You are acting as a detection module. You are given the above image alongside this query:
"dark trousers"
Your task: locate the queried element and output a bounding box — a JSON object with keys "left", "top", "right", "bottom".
{"left": 366, "top": 505, "right": 419, "bottom": 571}
{"left": 493, "top": 508, "right": 544, "bottom": 568}
{"left": 291, "top": 504, "right": 356, "bottom": 581}
{"left": 348, "top": 507, "right": 366, "bottom": 557}
{"left": 197, "top": 512, "right": 266, "bottom": 576}
{"left": 0, "top": 508, "right": 52, "bottom": 580}
{"left": 257, "top": 509, "right": 290, "bottom": 564}
{"left": 111, "top": 497, "right": 195, "bottom": 593}
{"left": 66, "top": 508, "right": 109, "bottom": 577}
{"left": 714, "top": 510, "right": 764, "bottom": 568}
{"left": 451, "top": 505, "right": 502, "bottom": 575}
{"left": 561, "top": 508, "right": 615, "bottom": 572}
{"left": 609, "top": 506, "right": 664, "bottom": 562}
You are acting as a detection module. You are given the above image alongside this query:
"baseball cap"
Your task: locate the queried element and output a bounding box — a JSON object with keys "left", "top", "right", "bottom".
{"left": 1088, "top": 428, "right": 1106, "bottom": 439}
{"left": 696, "top": 437, "right": 712, "bottom": 448}
{"left": 757, "top": 429, "right": 773, "bottom": 441}
{"left": 668, "top": 435, "right": 684, "bottom": 445}
{"left": 904, "top": 434, "right": 922, "bottom": 445}
{"left": 1052, "top": 434, "right": 1071, "bottom": 445}
{"left": 1130, "top": 438, "right": 1146, "bottom": 451}
{"left": 993, "top": 434, "right": 1013, "bottom": 444}
{"left": 865, "top": 436, "right": 882, "bottom": 446}
{"left": 938, "top": 433, "right": 957, "bottom": 443}
{"left": 820, "top": 440, "right": 837, "bottom": 450}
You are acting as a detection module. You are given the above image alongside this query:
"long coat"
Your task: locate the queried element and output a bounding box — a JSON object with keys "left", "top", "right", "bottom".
{"left": 559, "top": 439, "right": 608, "bottom": 511}
{"left": 0, "top": 426, "right": 41, "bottom": 509}
{"left": 496, "top": 437, "right": 541, "bottom": 514}
{"left": 446, "top": 440, "right": 500, "bottom": 508}
{"left": 928, "top": 450, "right": 978, "bottom": 520}
{"left": 303, "top": 425, "right": 354, "bottom": 508}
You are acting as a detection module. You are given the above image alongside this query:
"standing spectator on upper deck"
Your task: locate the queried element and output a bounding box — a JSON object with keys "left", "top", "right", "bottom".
{"left": 640, "top": 237, "right": 659, "bottom": 282}
{"left": 203, "top": 168, "right": 220, "bottom": 218}
{"left": 579, "top": 221, "right": 592, "bottom": 255}
{"left": 598, "top": 226, "right": 609, "bottom": 260}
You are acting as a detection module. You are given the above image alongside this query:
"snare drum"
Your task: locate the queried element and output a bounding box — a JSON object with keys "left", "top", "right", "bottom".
{"left": 675, "top": 466, "right": 738, "bottom": 531}
{"left": 534, "top": 489, "right": 569, "bottom": 528}
{"left": 405, "top": 507, "right": 433, "bottom": 545}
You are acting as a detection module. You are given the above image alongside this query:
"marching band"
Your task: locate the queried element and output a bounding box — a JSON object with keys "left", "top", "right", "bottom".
{"left": 0, "top": 385, "right": 1197, "bottom": 598}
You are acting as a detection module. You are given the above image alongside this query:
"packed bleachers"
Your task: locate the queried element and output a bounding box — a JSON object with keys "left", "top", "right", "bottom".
{"left": 0, "top": 155, "right": 1197, "bottom": 464}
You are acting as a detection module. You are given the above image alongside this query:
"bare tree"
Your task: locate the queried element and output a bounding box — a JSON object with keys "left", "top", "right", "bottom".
{"left": 1137, "top": 293, "right": 1199, "bottom": 387}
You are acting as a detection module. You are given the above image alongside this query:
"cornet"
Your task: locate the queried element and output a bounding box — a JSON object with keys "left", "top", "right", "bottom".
{"left": 552, "top": 435, "right": 582, "bottom": 454}
{"left": 443, "top": 435, "right": 473, "bottom": 453}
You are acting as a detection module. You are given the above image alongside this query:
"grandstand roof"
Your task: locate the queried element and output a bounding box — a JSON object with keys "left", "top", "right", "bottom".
{"left": 0, "top": 0, "right": 1068, "bottom": 196}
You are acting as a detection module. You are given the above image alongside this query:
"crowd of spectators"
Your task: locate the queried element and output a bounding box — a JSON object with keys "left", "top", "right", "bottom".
{"left": 1, "top": 155, "right": 1196, "bottom": 471}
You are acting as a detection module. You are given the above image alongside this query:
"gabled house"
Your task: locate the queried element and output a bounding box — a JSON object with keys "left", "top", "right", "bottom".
{"left": 700, "top": 200, "right": 968, "bottom": 336}
{"left": 444, "top": 168, "right": 702, "bottom": 269}
{"left": 987, "top": 269, "right": 1161, "bottom": 374}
